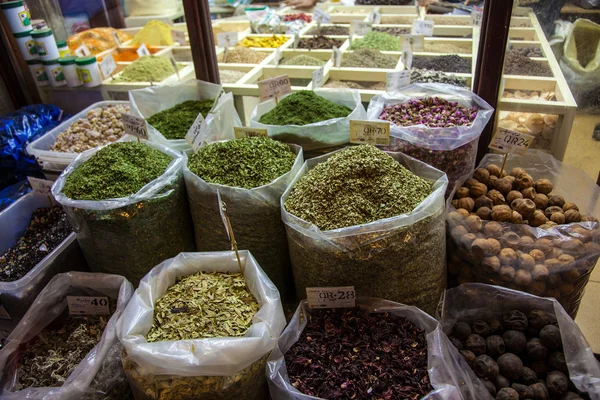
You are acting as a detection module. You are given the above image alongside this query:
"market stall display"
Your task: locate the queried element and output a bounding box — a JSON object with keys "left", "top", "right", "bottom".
{"left": 67, "top": 28, "right": 131, "bottom": 55}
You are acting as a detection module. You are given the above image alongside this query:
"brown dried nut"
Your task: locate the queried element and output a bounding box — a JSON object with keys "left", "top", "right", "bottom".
{"left": 451, "top": 199, "right": 459, "bottom": 208}
{"left": 532, "top": 264, "right": 549, "bottom": 280}
{"left": 475, "top": 195, "right": 493, "bottom": 210}
{"left": 548, "top": 247, "right": 563, "bottom": 259}
{"left": 564, "top": 209, "right": 581, "bottom": 223}
{"left": 561, "top": 238, "right": 584, "bottom": 253}
{"left": 545, "top": 206, "right": 564, "bottom": 219}
{"left": 457, "top": 208, "right": 470, "bottom": 217}
{"left": 512, "top": 211, "right": 523, "bottom": 224}
{"left": 470, "top": 182, "right": 488, "bottom": 198}
{"left": 461, "top": 233, "right": 477, "bottom": 248}
{"left": 521, "top": 187, "right": 537, "bottom": 200}
{"left": 548, "top": 195, "right": 566, "bottom": 208}
{"left": 535, "top": 178, "right": 553, "bottom": 195}
{"left": 457, "top": 197, "right": 475, "bottom": 212}
{"left": 488, "top": 238, "right": 501, "bottom": 255}
{"left": 500, "top": 266, "right": 516, "bottom": 282}
{"left": 465, "top": 215, "right": 483, "bottom": 232}
{"left": 483, "top": 256, "right": 501, "bottom": 274}
{"left": 561, "top": 268, "right": 580, "bottom": 283}
{"left": 547, "top": 287, "right": 561, "bottom": 298}
{"left": 534, "top": 193, "right": 549, "bottom": 210}
{"left": 510, "top": 167, "right": 526, "bottom": 177}
{"left": 515, "top": 173, "right": 534, "bottom": 189}
{"left": 465, "top": 178, "right": 480, "bottom": 188}
{"left": 534, "top": 238, "right": 552, "bottom": 252}
{"left": 477, "top": 207, "right": 492, "bottom": 220}
{"left": 560, "top": 281, "right": 574, "bottom": 295}
{"left": 492, "top": 205, "right": 513, "bottom": 222}
{"left": 540, "top": 222, "right": 558, "bottom": 230}
{"left": 530, "top": 281, "right": 547, "bottom": 296}
{"left": 518, "top": 254, "right": 536, "bottom": 271}
{"left": 562, "top": 202, "right": 579, "bottom": 212}
{"left": 487, "top": 164, "right": 502, "bottom": 177}
{"left": 494, "top": 178, "right": 514, "bottom": 196}
{"left": 582, "top": 215, "right": 599, "bottom": 222}
{"left": 529, "top": 249, "right": 545, "bottom": 263}
{"left": 501, "top": 232, "right": 521, "bottom": 249}
{"left": 507, "top": 191, "right": 523, "bottom": 205}
{"left": 550, "top": 212, "right": 565, "bottom": 225}
{"left": 473, "top": 168, "right": 490, "bottom": 184}
{"left": 447, "top": 211, "right": 465, "bottom": 226}
{"left": 472, "top": 238, "right": 491, "bottom": 258}
{"left": 515, "top": 269, "right": 532, "bottom": 286}
{"left": 499, "top": 248, "right": 518, "bottom": 265}
{"left": 520, "top": 236, "right": 534, "bottom": 248}
{"left": 487, "top": 175, "right": 499, "bottom": 190}
{"left": 501, "top": 170, "right": 509, "bottom": 178}
{"left": 456, "top": 187, "right": 470, "bottom": 199}
{"left": 512, "top": 198, "right": 536, "bottom": 218}
{"left": 488, "top": 190, "right": 506, "bottom": 206}
{"left": 504, "top": 175, "right": 515, "bottom": 185}
{"left": 544, "top": 258, "right": 560, "bottom": 270}
{"left": 451, "top": 225, "right": 468, "bottom": 238}
{"left": 483, "top": 221, "right": 504, "bottom": 238}
{"left": 530, "top": 210, "right": 548, "bottom": 227}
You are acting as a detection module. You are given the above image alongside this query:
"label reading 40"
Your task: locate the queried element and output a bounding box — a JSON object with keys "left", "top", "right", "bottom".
{"left": 67, "top": 296, "right": 110, "bottom": 315}
{"left": 306, "top": 286, "right": 356, "bottom": 309}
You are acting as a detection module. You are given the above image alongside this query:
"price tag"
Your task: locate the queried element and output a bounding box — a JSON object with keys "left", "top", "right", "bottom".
{"left": 351, "top": 20, "right": 372, "bottom": 36}
{"left": 185, "top": 113, "right": 207, "bottom": 152}
{"left": 274, "top": 48, "right": 282, "bottom": 66}
{"left": 332, "top": 46, "right": 342, "bottom": 67}
{"left": 368, "top": 10, "right": 381, "bottom": 25}
{"left": 27, "top": 177, "right": 53, "bottom": 195}
{"left": 293, "top": 32, "right": 300, "bottom": 49}
{"left": 471, "top": 11, "right": 483, "bottom": 27}
{"left": 403, "top": 49, "right": 413, "bottom": 69}
{"left": 74, "top": 44, "right": 91, "bottom": 57}
{"left": 400, "top": 35, "right": 411, "bottom": 52}
{"left": 172, "top": 30, "right": 186, "bottom": 45}
{"left": 411, "top": 19, "right": 434, "bottom": 37}
{"left": 408, "top": 34, "right": 424, "bottom": 51}
{"left": 306, "top": 286, "right": 356, "bottom": 309}
{"left": 137, "top": 43, "right": 151, "bottom": 57}
{"left": 386, "top": 70, "right": 411, "bottom": 92}
{"left": 217, "top": 32, "right": 239, "bottom": 48}
{"left": 112, "top": 31, "right": 121, "bottom": 46}
{"left": 234, "top": 126, "right": 268, "bottom": 138}
{"left": 312, "top": 66, "right": 325, "bottom": 88}
{"left": 99, "top": 53, "right": 117, "bottom": 79}
{"left": 350, "top": 120, "right": 391, "bottom": 146}
{"left": 488, "top": 128, "right": 534, "bottom": 155}
{"left": 257, "top": 75, "right": 292, "bottom": 102}
{"left": 67, "top": 296, "right": 110, "bottom": 315}
{"left": 313, "top": 8, "right": 330, "bottom": 24}
{"left": 122, "top": 113, "right": 148, "bottom": 140}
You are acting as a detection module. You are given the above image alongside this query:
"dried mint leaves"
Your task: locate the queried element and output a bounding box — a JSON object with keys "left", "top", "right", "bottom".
{"left": 147, "top": 99, "right": 215, "bottom": 140}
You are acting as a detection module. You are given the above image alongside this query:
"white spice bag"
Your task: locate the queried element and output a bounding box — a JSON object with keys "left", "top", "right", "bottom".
{"left": 117, "top": 251, "right": 286, "bottom": 400}
{"left": 0, "top": 271, "right": 134, "bottom": 400}
{"left": 129, "top": 79, "right": 241, "bottom": 151}
{"left": 281, "top": 149, "right": 448, "bottom": 315}
{"left": 267, "top": 298, "right": 491, "bottom": 400}
{"left": 249, "top": 89, "right": 366, "bottom": 152}
{"left": 439, "top": 283, "right": 600, "bottom": 398}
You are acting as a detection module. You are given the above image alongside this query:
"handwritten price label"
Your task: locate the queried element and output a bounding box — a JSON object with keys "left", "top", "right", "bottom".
{"left": 471, "top": 11, "right": 483, "bottom": 27}
{"left": 137, "top": 43, "right": 151, "bottom": 57}
{"left": 307, "top": 286, "right": 356, "bottom": 309}
{"left": 258, "top": 75, "right": 292, "bottom": 102}
{"left": 351, "top": 20, "right": 372, "bottom": 36}
{"left": 185, "top": 113, "right": 208, "bottom": 152}
{"left": 350, "top": 120, "right": 390, "bottom": 146}
{"left": 488, "top": 128, "right": 534, "bottom": 155}
{"left": 332, "top": 46, "right": 342, "bottom": 67}
{"left": 217, "top": 32, "right": 238, "bottom": 48}
{"left": 386, "top": 70, "right": 411, "bottom": 92}
{"left": 368, "top": 10, "right": 381, "bottom": 24}
{"left": 293, "top": 32, "right": 300, "bottom": 49}
{"left": 27, "top": 177, "right": 53, "bottom": 195}
{"left": 67, "top": 296, "right": 110, "bottom": 315}
{"left": 99, "top": 53, "right": 117, "bottom": 79}
{"left": 313, "top": 8, "right": 330, "bottom": 24}
{"left": 122, "top": 113, "right": 148, "bottom": 140}
{"left": 234, "top": 126, "right": 268, "bottom": 138}
{"left": 411, "top": 19, "right": 434, "bottom": 36}
{"left": 312, "top": 66, "right": 325, "bottom": 88}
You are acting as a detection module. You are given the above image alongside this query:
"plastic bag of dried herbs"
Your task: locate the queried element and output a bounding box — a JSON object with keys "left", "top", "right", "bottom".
{"left": 183, "top": 139, "right": 303, "bottom": 301}
{"left": 281, "top": 146, "right": 448, "bottom": 315}
{"left": 51, "top": 141, "right": 195, "bottom": 286}
{"left": 117, "top": 251, "right": 286, "bottom": 400}
{"left": 446, "top": 150, "right": 600, "bottom": 318}
{"left": 439, "top": 283, "right": 600, "bottom": 398}
{"left": 0, "top": 271, "right": 133, "bottom": 399}
{"left": 368, "top": 83, "right": 494, "bottom": 195}
{"left": 129, "top": 79, "right": 241, "bottom": 151}
{"left": 267, "top": 298, "right": 491, "bottom": 400}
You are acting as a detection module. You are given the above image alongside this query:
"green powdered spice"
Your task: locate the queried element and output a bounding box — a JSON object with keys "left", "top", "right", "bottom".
{"left": 285, "top": 145, "right": 432, "bottom": 230}
{"left": 281, "top": 55, "right": 325, "bottom": 66}
{"left": 188, "top": 137, "right": 296, "bottom": 189}
{"left": 62, "top": 142, "right": 171, "bottom": 201}
{"left": 147, "top": 100, "right": 214, "bottom": 140}
{"left": 114, "top": 56, "right": 177, "bottom": 83}
{"left": 341, "top": 48, "right": 398, "bottom": 68}
{"left": 350, "top": 31, "right": 400, "bottom": 51}
{"left": 258, "top": 91, "right": 352, "bottom": 126}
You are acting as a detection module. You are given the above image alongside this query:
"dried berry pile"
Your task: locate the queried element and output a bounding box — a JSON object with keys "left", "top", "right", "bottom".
{"left": 449, "top": 309, "right": 587, "bottom": 400}
{"left": 379, "top": 97, "right": 478, "bottom": 128}
{"left": 504, "top": 50, "right": 552, "bottom": 77}
{"left": 0, "top": 207, "right": 71, "bottom": 282}
{"left": 283, "top": 13, "right": 312, "bottom": 23}
{"left": 412, "top": 54, "right": 471, "bottom": 73}
{"left": 297, "top": 36, "right": 344, "bottom": 49}
{"left": 285, "top": 308, "right": 432, "bottom": 399}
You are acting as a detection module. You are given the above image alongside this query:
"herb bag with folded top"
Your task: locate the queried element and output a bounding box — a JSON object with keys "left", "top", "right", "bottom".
{"left": 52, "top": 141, "right": 195, "bottom": 286}
{"left": 268, "top": 298, "right": 490, "bottom": 400}
{"left": 183, "top": 137, "right": 303, "bottom": 301}
{"left": 0, "top": 271, "right": 133, "bottom": 399}
{"left": 117, "top": 251, "right": 286, "bottom": 400}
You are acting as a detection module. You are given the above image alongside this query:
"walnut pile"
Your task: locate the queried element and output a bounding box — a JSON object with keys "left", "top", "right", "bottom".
{"left": 51, "top": 104, "right": 130, "bottom": 153}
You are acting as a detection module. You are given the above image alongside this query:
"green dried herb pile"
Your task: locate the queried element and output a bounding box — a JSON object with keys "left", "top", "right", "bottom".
{"left": 114, "top": 56, "right": 180, "bottom": 83}
{"left": 285, "top": 145, "right": 432, "bottom": 230}
{"left": 340, "top": 48, "right": 397, "bottom": 68}
{"left": 188, "top": 137, "right": 296, "bottom": 189}
{"left": 146, "top": 271, "right": 259, "bottom": 342}
{"left": 147, "top": 100, "right": 215, "bottom": 140}
{"left": 62, "top": 142, "right": 171, "bottom": 201}
{"left": 350, "top": 31, "right": 401, "bottom": 51}
{"left": 280, "top": 55, "right": 325, "bottom": 66}
{"left": 258, "top": 91, "right": 352, "bottom": 126}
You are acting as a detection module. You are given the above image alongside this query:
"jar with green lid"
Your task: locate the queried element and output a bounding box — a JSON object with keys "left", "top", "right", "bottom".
{"left": 0, "top": 1, "right": 31, "bottom": 33}
{"left": 75, "top": 56, "right": 102, "bottom": 87}
{"left": 59, "top": 56, "right": 81, "bottom": 87}
{"left": 56, "top": 40, "right": 70, "bottom": 57}
{"left": 42, "top": 58, "right": 66, "bottom": 87}
{"left": 26, "top": 59, "right": 48, "bottom": 87}
{"left": 13, "top": 30, "right": 36, "bottom": 60}
{"left": 31, "top": 28, "right": 59, "bottom": 60}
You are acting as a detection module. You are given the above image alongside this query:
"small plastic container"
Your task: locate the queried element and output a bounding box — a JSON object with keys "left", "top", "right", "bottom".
{"left": 31, "top": 28, "right": 60, "bottom": 60}
{"left": 0, "top": 0, "right": 31, "bottom": 34}
{"left": 58, "top": 56, "right": 81, "bottom": 87}
{"left": 56, "top": 39, "right": 70, "bottom": 57}
{"left": 75, "top": 56, "right": 102, "bottom": 87}
{"left": 13, "top": 30, "right": 36, "bottom": 60}
{"left": 42, "top": 58, "right": 66, "bottom": 87}
{"left": 26, "top": 58, "right": 48, "bottom": 86}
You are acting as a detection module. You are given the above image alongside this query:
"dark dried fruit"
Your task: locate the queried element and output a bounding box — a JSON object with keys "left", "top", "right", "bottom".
{"left": 548, "top": 352, "right": 568, "bottom": 374}
{"left": 562, "top": 392, "right": 584, "bottom": 400}
{"left": 512, "top": 383, "right": 534, "bottom": 399}
{"left": 526, "top": 338, "right": 548, "bottom": 361}
{"left": 548, "top": 195, "right": 566, "bottom": 208}
{"left": 473, "top": 320, "right": 491, "bottom": 337}
{"left": 503, "top": 310, "right": 528, "bottom": 331}
{"left": 449, "top": 336, "right": 463, "bottom": 350}
{"left": 498, "top": 353, "right": 524, "bottom": 381}
{"left": 485, "top": 380, "right": 497, "bottom": 397}
{"left": 490, "top": 319, "right": 503, "bottom": 335}
{"left": 453, "top": 321, "right": 472, "bottom": 341}
{"left": 520, "top": 367, "right": 538, "bottom": 385}
{"left": 528, "top": 310, "right": 555, "bottom": 330}
{"left": 530, "top": 360, "right": 549, "bottom": 378}
{"left": 497, "top": 387, "right": 519, "bottom": 400}
{"left": 460, "top": 349, "right": 476, "bottom": 367}
{"left": 465, "top": 334, "right": 487, "bottom": 356}
{"left": 495, "top": 375, "right": 511, "bottom": 391}
{"left": 503, "top": 330, "right": 527, "bottom": 354}
{"left": 474, "top": 354, "right": 500, "bottom": 379}
{"left": 547, "top": 371, "right": 569, "bottom": 397}
{"left": 540, "top": 325, "right": 562, "bottom": 349}
{"left": 486, "top": 335, "right": 506, "bottom": 358}
{"left": 530, "top": 382, "right": 550, "bottom": 400}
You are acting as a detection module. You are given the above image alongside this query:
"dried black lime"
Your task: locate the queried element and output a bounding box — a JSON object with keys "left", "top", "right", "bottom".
{"left": 484, "top": 380, "right": 497, "bottom": 397}
{"left": 511, "top": 383, "right": 534, "bottom": 399}
{"left": 520, "top": 367, "right": 538, "bottom": 385}
{"left": 473, "top": 320, "right": 491, "bottom": 337}
{"left": 489, "top": 319, "right": 503, "bottom": 335}
{"left": 530, "top": 360, "right": 549, "bottom": 379}
{"left": 503, "top": 310, "right": 528, "bottom": 331}
{"left": 526, "top": 338, "right": 548, "bottom": 361}
{"left": 453, "top": 321, "right": 472, "bottom": 341}
{"left": 530, "top": 382, "right": 550, "bottom": 400}
{"left": 497, "top": 387, "right": 519, "bottom": 400}
{"left": 540, "top": 325, "right": 562, "bottom": 349}
{"left": 498, "top": 353, "right": 523, "bottom": 381}
{"left": 495, "top": 375, "right": 511, "bottom": 391}
{"left": 474, "top": 354, "right": 499, "bottom": 379}
{"left": 465, "top": 334, "right": 486, "bottom": 356}
{"left": 548, "top": 352, "right": 568, "bottom": 374}
{"left": 486, "top": 335, "right": 506, "bottom": 359}
{"left": 503, "top": 330, "right": 527, "bottom": 354}
{"left": 528, "top": 310, "right": 555, "bottom": 330}
{"left": 547, "top": 371, "right": 569, "bottom": 397}
{"left": 449, "top": 336, "right": 463, "bottom": 350}
{"left": 460, "top": 349, "right": 476, "bottom": 367}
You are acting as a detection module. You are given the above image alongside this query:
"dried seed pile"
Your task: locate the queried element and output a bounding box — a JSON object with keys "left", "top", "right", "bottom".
{"left": 220, "top": 69, "right": 246, "bottom": 83}
{"left": 504, "top": 50, "right": 552, "bottom": 77}
{"left": 373, "top": 26, "right": 410, "bottom": 36}
{"left": 323, "top": 80, "right": 386, "bottom": 90}
{"left": 297, "top": 36, "right": 344, "bottom": 49}
{"left": 258, "top": 91, "right": 352, "bottom": 126}
{"left": 147, "top": 99, "right": 214, "bottom": 140}
{"left": 511, "top": 47, "right": 543, "bottom": 57}
{"left": 341, "top": 48, "right": 397, "bottom": 68}
{"left": 350, "top": 31, "right": 400, "bottom": 51}
{"left": 411, "top": 69, "right": 469, "bottom": 87}
{"left": 281, "top": 55, "right": 325, "bottom": 66}
{"left": 424, "top": 42, "right": 470, "bottom": 54}
{"left": 219, "top": 47, "right": 269, "bottom": 63}
{"left": 307, "top": 25, "right": 349, "bottom": 35}
{"left": 412, "top": 54, "right": 471, "bottom": 73}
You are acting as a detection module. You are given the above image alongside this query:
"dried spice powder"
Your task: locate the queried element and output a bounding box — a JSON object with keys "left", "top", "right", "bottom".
{"left": 113, "top": 56, "right": 179, "bottom": 83}
{"left": 147, "top": 99, "right": 215, "bottom": 140}
{"left": 285, "top": 308, "right": 432, "bottom": 399}
{"left": 307, "top": 25, "right": 349, "bottom": 35}
{"left": 350, "top": 31, "right": 401, "bottom": 51}
{"left": 0, "top": 207, "right": 71, "bottom": 282}
{"left": 412, "top": 54, "right": 471, "bottom": 73}
{"left": 504, "top": 49, "right": 552, "bottom": 77}
{"left": 146, "top": 271, "right": 259, "bottom": 342}
{"left": 258, "top": 91, "right": 352, "bottom": 126}
{"left": 281, "top": 55, "right": 325, "bottom": 66}
{"left": 297, "top": 36, "right": 344, "bottom": 49}
{"left": 341, "top": 48, "right": 397, "bottom": 68}
{"left": 219, "top": 69, "right": 246, "bottom": 83}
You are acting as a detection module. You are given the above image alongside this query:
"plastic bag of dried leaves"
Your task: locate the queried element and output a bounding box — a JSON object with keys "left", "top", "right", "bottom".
{"left": 0, "top": 271, "right": 133, "bottom": 399}
{"left": 267, "top": 298, "right": 491, "bottom": 400}
{"left": 446, "top": 150, "right": 600, "bottom": 318}
{"left": 116, "top": 251, "right": 286, "bottom": 400}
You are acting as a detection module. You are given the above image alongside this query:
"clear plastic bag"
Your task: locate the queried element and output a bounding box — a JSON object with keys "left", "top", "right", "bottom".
{"left": 116, "top": 251, "right": 286, "bottom": 400}
{"left": 281, "top": 149, "right": 448, "bottom": 315}
{"left": 446, "top": 150, "right": 600, "bottom": 318}
{"left": 249, "top": 89, "right": 367, "bottom": 153}
{"left": 183, "top": 144, "right": 303, "bottom": 300}
{"left": 267, "top": 298, "right": 491, "bottom": 400}
{"left": 129, "top": 79, "right": 241, "bottom": 152}
{"left": 0, "top": 271, "right": 134, "bottom": 399}
{"left": 51, "top": 142, "right": 195, "bottom": 287}
{"left": 367, "top": 83, "right": 494, "bottom": 194}
{"left": 438, "top": 283, "right": 600, "bottom": 398}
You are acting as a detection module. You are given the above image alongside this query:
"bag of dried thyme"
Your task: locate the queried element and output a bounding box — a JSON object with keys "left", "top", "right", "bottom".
{"left": 281, "top": 146, "right": 449, "bottom": 315}
{"left": 52, "top": 141, "right": 195, "bottom": 286}
{"left": 183, "top": 139, "right": 303, "bottom": 300}
{"left": 116, "top": 251, "right": 286, "bottom": 400}
{"left": 0, "top": 271, "right": 134, "bottom": 399}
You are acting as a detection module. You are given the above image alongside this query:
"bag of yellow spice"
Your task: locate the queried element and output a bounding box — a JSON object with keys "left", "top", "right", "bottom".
{"left": 116, "top": 251, "right": 286, "bottom": 400}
